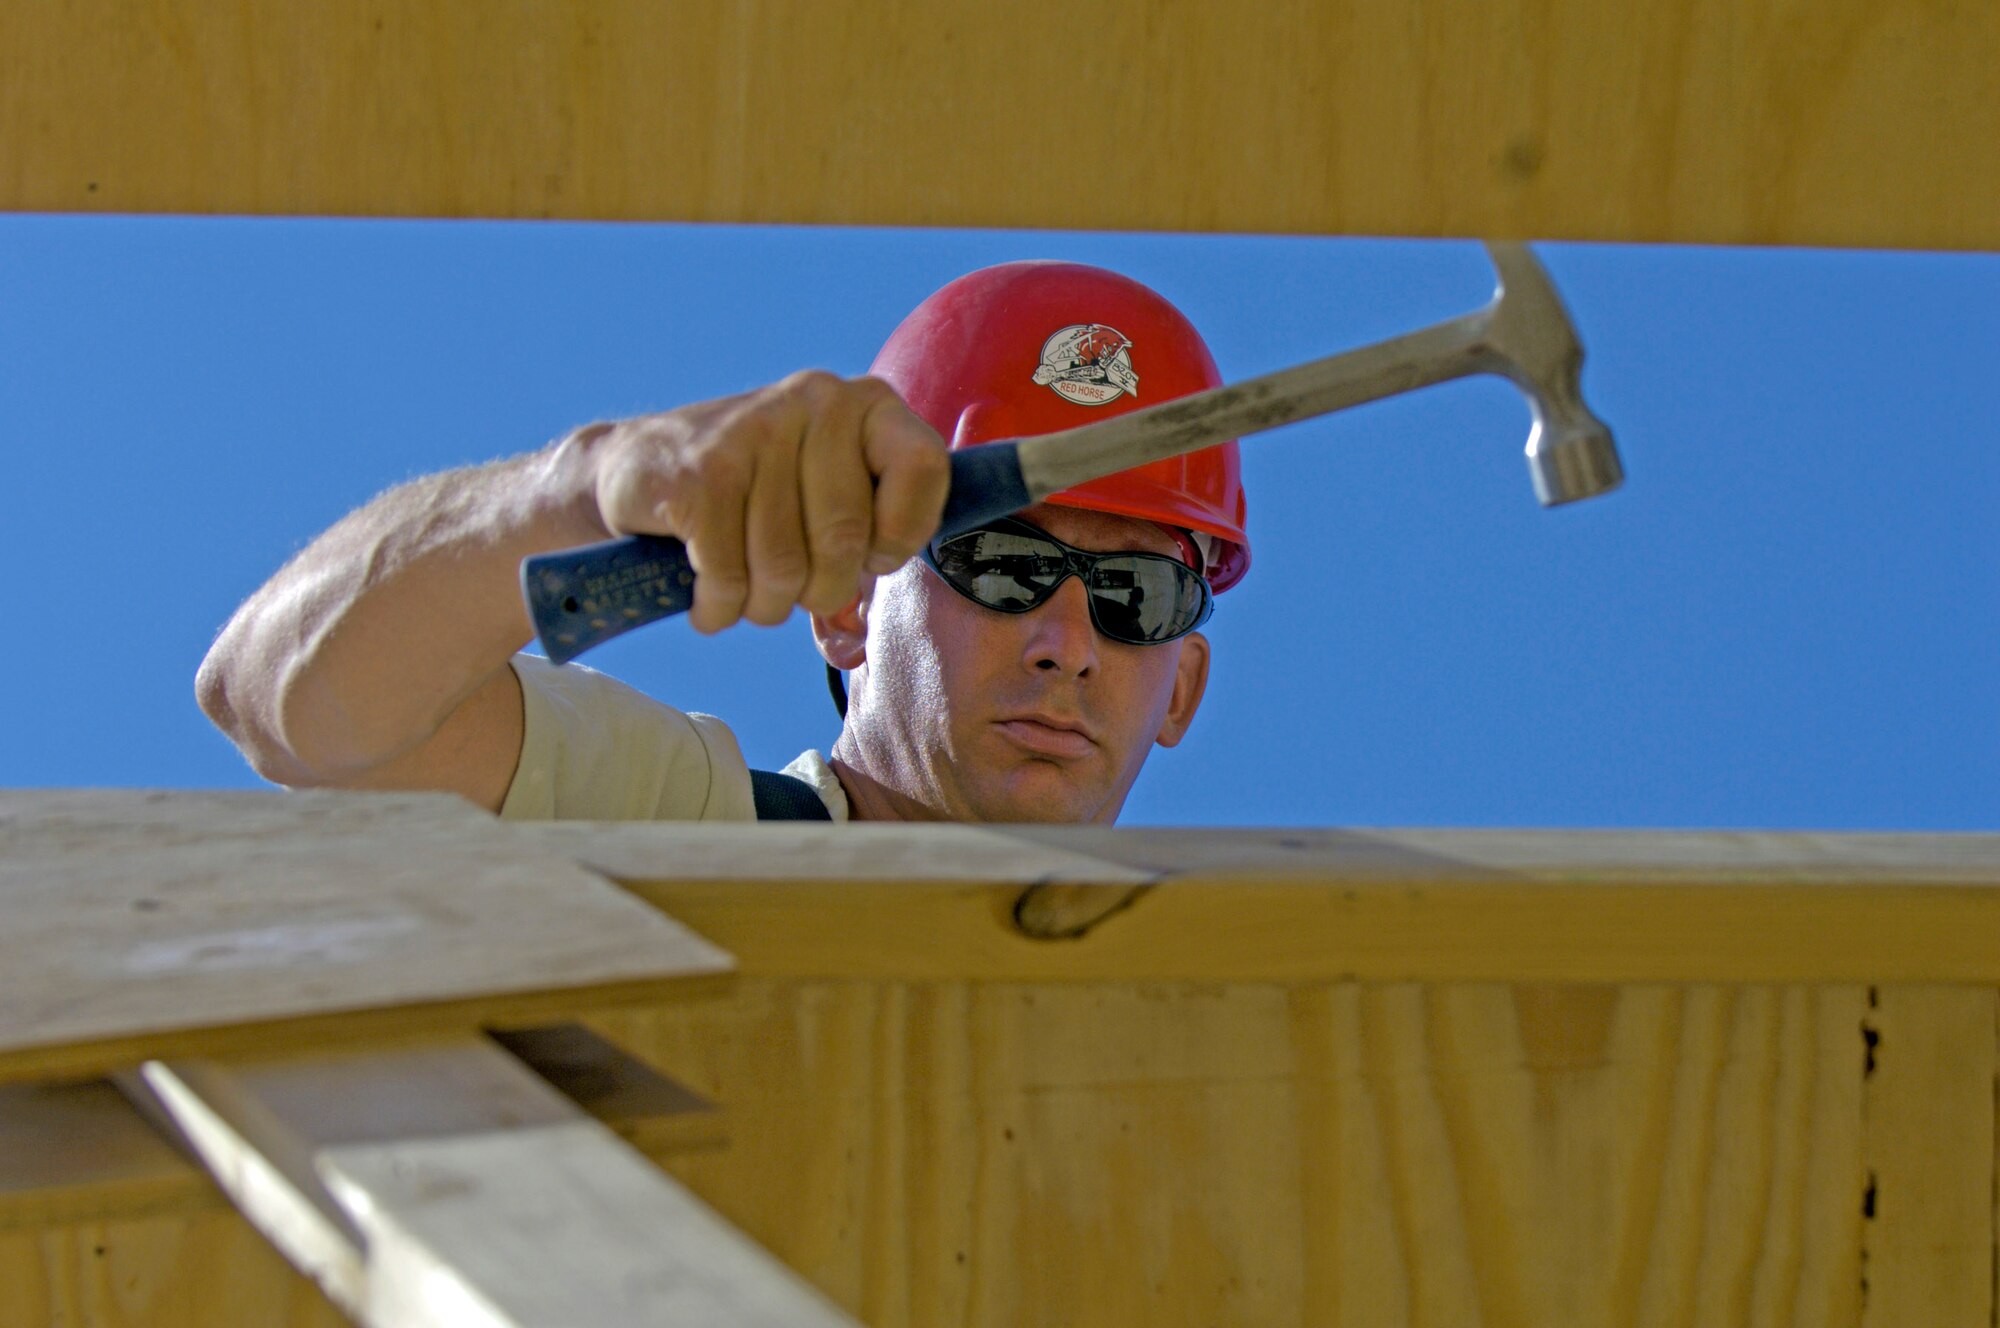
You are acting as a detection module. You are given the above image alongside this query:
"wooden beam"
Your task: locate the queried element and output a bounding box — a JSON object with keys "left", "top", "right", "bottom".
{"left": 124, "top": 1038, "right": 858, "bottom": 1328}
{"left": 531, "top": 823, "right": 2000, "bottom": 983}
{"left": 3, "top": 0, "right": 1995, "bottom": 249}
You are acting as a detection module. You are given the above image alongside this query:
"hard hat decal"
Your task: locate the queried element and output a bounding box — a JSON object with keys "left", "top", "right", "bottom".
{"left": 1031, "top": 324, "right": 1139, "bottom": 405}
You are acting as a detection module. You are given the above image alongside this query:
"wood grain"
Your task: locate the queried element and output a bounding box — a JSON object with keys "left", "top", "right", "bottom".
{"left": 2, "top": 0, "right": 1996, "bottom": 248}
{"left": 0, "top": 790, "right": 731, "bottom": 1085}
{"left": 591, "top": 979, "right": 1890, "bottom": 1326}
{"left": 0, "top": 1206, "right": 351, "bottom": 1328}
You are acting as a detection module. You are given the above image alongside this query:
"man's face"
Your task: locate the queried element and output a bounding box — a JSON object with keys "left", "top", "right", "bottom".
{"left": 830, "top": 503, "right": 1211, "bottom": 823}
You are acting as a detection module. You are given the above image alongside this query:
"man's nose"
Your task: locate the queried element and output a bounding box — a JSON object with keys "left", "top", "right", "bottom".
{"left": 1022, "top": 575, "right": 1099, "bottom": 677}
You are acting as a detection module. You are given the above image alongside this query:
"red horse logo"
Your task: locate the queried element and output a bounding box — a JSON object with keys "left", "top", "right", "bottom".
{"left": 1033, "top": 323, "right": 1140, "bottom": 404}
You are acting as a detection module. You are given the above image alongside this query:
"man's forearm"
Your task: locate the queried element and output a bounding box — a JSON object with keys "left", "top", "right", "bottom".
{"left": 200, "top": 374, "right": 947, "bottom": 798}
{"left": 198, "top": 435, "right": 607, "bottom": 783}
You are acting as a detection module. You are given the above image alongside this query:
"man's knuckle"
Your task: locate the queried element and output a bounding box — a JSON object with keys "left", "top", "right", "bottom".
{"left": 779, "top": 368, "right": 841, "bottom": 403}
{"left": 870, "top": 522, "right": 928, "bottom": 560}
{"left": 756, "top": 550, "right": 811, "bottom": 587}
{"left": 694, "top": 448, "right": 753, "bottom": 492}
{"left": 799, "top": 576, "right": 851, "bottom": 608}
{"left": 902, "top": 443, "right": 951, "bottom": 483}
{"left": 810, "top": 516, "right": 872, "bottom": 559}
{"left": 849, "top": 374, "right": 900, "bottom": 403}
{"left": 726, "top": 404, "right": 773, "bottom": 443}
{"left": 697, "top": 572, "right": 749, "bottom": 602}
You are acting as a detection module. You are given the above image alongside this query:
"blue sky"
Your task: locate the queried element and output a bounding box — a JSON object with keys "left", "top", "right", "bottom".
{"left": 2, "top": 216, "right": 1993, "bottom": 828}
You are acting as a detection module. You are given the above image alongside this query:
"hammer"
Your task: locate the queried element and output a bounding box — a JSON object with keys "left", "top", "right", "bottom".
{"left": 524, "top": 242, "right": 1622, "bottom": 662}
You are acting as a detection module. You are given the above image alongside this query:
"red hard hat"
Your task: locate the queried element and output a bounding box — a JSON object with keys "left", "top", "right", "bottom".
{"left": 869, "top": 260, "right": 1250, "bottom": 592}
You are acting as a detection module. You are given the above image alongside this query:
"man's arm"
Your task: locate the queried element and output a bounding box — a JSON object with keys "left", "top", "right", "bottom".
{"left": 196, "top": 374, "right": 948, "bottom": 811}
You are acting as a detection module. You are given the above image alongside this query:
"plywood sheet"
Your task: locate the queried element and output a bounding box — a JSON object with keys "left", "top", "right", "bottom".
{"left": 2, "top": 0, "right": 1996, "bottom": 248}
{"left": 11, "top": 973, "right": 1997, "bottom": 1325}
{"left": 601, "top": 979, "right": 1885, "bottom": 1326}
{"left": 0, "top": 790, "right": 731, "bottom": 1084}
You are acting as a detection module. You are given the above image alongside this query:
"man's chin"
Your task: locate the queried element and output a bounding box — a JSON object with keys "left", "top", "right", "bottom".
{"left": 963, "top": 762, "right": 1114, "bottom": 824}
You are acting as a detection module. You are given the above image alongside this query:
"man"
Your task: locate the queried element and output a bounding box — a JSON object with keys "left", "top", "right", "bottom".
{"left": 198, "top": 260, "right": 1250, "bottom": 823}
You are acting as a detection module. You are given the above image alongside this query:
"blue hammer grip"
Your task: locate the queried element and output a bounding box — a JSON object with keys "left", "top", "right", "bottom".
{"left": 520, "top": 443, "right": 1030, "bottom": 664}
{"left": 934, "top": 441, "right": 1030, "bottom": 540}
{"left": 521, "top": 534, "right": 696, "bottom": 665}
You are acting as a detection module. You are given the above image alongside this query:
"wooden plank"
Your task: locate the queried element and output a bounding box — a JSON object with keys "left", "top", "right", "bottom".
{"left": 1856, "top": 986, "right": 1995, "bottom": 1326}
{"left": 1, "top": 0, "right": 1996, "bottom": 249}
{"left": 537, "top": 823, "right": 2000, "bottom": 985}
{"left": 0, "top": 790, "right": 731, "bottom": 1085}
{"left": 548, "top": 821, "right": 2000, "bottom": 982}
{"left": 626, "top": 877, "right": 2000, "bottom": 984}
{"left": 127, "top": 1039, "right": 858, "bottom": 1328}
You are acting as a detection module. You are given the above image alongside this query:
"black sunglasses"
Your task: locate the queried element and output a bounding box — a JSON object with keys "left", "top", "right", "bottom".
{"left": 920, "top": 517, "right": 1214, "bottom": 645}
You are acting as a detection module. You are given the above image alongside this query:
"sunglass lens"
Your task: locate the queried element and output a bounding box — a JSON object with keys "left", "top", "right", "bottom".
{"left": 1090, "top": 556, "right": 1207, "bottom": 642}
{"left": 932, "top": 529, "right": 1065, "bottom": 610}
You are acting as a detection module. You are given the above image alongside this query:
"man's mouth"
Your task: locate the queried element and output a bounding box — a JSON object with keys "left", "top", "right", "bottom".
{"left": 993, "top": 715, "right": 1097, "bottom": 759}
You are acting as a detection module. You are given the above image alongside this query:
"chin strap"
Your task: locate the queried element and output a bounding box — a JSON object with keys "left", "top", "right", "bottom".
{"left": 826, "top": 662, "right": 849, "bottom": 720}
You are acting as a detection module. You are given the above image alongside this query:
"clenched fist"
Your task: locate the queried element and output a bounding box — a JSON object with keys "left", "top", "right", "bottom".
{"left": 570, "top": 372, "right": 951, "bottom": 634}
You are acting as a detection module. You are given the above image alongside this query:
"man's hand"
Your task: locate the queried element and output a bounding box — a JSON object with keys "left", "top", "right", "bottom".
{"left": 577, "top": 372, "right": 951, "bottom": 634}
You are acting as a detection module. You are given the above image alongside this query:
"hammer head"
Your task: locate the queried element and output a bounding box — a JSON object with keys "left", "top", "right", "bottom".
{"left": 1483, "top": 243, "right": 1625, "bottom": 506}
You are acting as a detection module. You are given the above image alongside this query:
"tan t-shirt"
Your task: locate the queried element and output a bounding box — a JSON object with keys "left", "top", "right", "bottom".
{"left": 498, "top": 654, "right": 847, "bottom": 822}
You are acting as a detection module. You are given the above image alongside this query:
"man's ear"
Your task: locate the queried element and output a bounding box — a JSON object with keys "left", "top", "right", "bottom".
{"left": 1153, "top": 630, "right": 1211, "bottom": 748}
{"left": 809, "top": 587, "right": 870, "bottom": 671}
